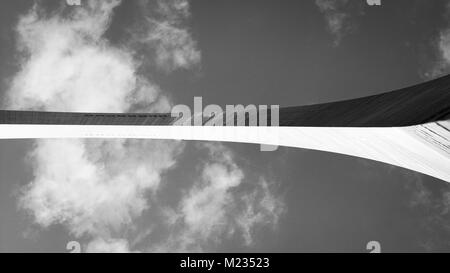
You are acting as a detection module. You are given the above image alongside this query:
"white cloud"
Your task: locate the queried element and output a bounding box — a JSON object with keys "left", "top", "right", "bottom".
{"left": 427, "top": 30, "right": 450, "bottom": 78}
{"left": 424, "top": 2, "right": 450, "bottom": 78}
{"left": 10, "top": 0, "right": 184, "bottom": 251}
{"left": 177, "top": 143, "right": 244, "bottom": 249}
{"left": 20, "top": 139, "right": 183, "bottom": 239}
{"left": 86, "top": 238, "right": 132, "bottom": 253}
{"left": 152, "top": 143, "right": 285, "bottom": 252}
{"left": 133, "top": 0, "right": 201, "bottom": 72}
{"left": 9, "top": 0, "right": 284, "bottom": 253}
{"left": 8, "top": 1, "right": 169, "bottom": 112}
{"left": 315, "top": 0, "right": 352, "bottom": 46}
{"left": 236, "top": 178, "right": 285, "bottom": 246}
{"left": 401, "top": 169, "right": 450, "bottom": 251}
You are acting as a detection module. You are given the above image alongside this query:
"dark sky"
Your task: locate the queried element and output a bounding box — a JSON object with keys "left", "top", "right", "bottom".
{"left": 1, "top": 0, "right": 450, "bottom": 252}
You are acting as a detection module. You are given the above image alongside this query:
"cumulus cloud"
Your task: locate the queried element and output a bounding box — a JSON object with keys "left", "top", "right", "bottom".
{"left": 9, "top": 0, "right": 186, "bottom": 252}
{"left": 8, "top": 1, "right": 169, "bottom": 112}
{"left": 315, "top": 0, "right": 354, "bottom": 46}
{"left": 20, "top": 139, "right": 183, "bottom": 239}
{"left": 9, "top": 0, "right": 284, "bottom": 252}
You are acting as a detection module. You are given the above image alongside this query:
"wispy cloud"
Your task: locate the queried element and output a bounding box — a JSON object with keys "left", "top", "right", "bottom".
{"left": 150, "top": 143, "right": 285, "bottom": 252}
{"left": 132, "top": 0, "right": 201, "bottom": 72}
{"left": 425, "top": 4, "right": 450, "bottom": 78}
{"left": 86, "top": 237, "right": 133, "bottom": 253}
{"left": 402, "top": 171, "right": 450, "bottom": 251}
{"left": 412, "top": 3, "right": 450, "bottom": 250}
{"left": 315, "top": 0, "right": 355, "bottom": 46}
{"left": 8, "top": 0, "right": 284, "bottom": 252}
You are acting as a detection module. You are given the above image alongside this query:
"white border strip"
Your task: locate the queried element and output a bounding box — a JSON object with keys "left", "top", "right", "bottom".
{"left": 0, "top": 124, "right": 448, "bottom": 182}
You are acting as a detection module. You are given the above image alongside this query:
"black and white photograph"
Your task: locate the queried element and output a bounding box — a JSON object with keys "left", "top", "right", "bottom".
{"left": 0, "top": 0, "right": 450, "bottom": 268}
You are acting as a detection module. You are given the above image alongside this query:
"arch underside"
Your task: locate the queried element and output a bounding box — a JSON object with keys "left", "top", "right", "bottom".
{"left": 1, "top": 74, "right": 450, "bottom": 182}
{"left": 0, "top": 121, "right": 449, "bottom": 183}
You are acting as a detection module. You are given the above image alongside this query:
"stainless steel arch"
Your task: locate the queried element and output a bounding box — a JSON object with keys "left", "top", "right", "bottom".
{"left": 1, "top": 75, "right": 449, "bottom": 182}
